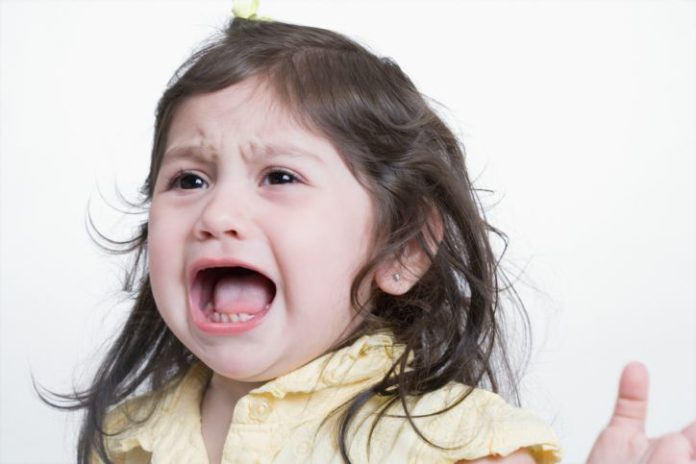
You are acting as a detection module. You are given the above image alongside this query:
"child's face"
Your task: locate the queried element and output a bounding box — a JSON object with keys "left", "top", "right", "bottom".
{"left": 148, "top": 76, "right": 375, "bottom": 383}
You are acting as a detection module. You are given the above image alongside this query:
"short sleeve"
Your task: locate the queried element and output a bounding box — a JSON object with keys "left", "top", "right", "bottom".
{"left": 89, "top": 394, "right": 159, "bottom": 464}
{"left": 409, "top": 383, "right": 562, "bottom": 463}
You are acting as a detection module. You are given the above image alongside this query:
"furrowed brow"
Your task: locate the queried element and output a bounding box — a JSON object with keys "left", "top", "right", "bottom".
{"left": 161, "top": 142, "right": 325, "bottom": 166}
{"left": 252, "top": 142, "right": 325, "bottom": 165}
{"left": 161, "top": 145, "right": 218, "bottom": 165}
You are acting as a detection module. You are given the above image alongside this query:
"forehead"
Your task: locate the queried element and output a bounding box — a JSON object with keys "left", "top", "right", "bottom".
{"left": 165, "top": 76, "right": 322, "bottom": 154}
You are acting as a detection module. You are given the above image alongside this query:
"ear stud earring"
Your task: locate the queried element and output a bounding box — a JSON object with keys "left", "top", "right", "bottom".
{"left": 393, "top": 273, "right": 401, "bottom": 282}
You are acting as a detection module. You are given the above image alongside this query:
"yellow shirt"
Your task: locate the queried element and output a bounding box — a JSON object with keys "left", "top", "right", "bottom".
{"left": 97, "top": 332, "right": 561, "bottom": 463}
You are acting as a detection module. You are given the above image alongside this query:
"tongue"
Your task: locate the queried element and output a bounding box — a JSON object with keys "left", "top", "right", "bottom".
{"left": 212, "top": 273, "right": 273, "bottom": 315}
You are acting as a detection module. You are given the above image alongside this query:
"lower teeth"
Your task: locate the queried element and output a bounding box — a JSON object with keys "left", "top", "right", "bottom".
{"left": 209, "top": 311, "right": 250, "bottom": 324}
{"left": 204, "top": 303, "right": 266, "bottom": 324}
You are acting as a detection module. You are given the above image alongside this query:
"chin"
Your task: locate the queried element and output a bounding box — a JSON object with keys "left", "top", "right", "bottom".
{"left": 198, "top": 345, "right": 280, "bottom": 380}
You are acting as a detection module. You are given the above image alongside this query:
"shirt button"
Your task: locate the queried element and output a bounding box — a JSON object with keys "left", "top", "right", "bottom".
{"left": 249, "top": 399, "right": 271, "bottom": 422}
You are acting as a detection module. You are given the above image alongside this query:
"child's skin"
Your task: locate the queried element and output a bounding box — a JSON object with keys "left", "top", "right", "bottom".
{"left": 149, "top": 76, "right": 430, "bottom": 463}
{"left": 149, "top": 76, "right": 378, "bottom": 394}
{"left": 585, "top": 362, "right": 696, "bottom": 464}
{"left": 148, "top": 75, "right": 695, "bottom": 463}
{"left": 467, "top": 363, "right": 696, "bottom": 464}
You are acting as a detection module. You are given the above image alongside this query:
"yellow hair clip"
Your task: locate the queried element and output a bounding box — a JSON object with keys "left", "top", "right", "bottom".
{"left": 231, "top": 0, "right": 272, "bottom": 21}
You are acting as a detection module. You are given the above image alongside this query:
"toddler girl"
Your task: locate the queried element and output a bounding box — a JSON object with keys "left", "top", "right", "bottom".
{"left": 43, "top": 3, "right": 695, "bottom": 464}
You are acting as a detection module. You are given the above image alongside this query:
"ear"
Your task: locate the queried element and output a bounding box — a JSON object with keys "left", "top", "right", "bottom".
{"left": 375, "top": 208, "right": 444, "bottom": 296}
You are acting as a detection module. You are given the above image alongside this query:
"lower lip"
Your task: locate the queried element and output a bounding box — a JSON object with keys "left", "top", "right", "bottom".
{"left": 190, "top": 301, "right": 271, "bottom": 335}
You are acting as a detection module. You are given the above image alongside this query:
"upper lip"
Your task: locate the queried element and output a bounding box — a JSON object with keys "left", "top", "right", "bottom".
{"left": 188, "top": 257, "right": 275, "bottom": 290}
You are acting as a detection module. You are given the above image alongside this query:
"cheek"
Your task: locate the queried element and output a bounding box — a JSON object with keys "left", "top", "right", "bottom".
{"left": 272, "top": 197, "right": 373, "bottom": 300}
{"left": 276, "top": 203, "right": 369, "bottom": 267}
{"left": 147, "top": 215, "right": 166, "bottom": 274}
{"left": 146, "top": 208, "right": 185, "bottom": 298}
{"left": 148, "top": 203, "right": 187, "bottom": 256}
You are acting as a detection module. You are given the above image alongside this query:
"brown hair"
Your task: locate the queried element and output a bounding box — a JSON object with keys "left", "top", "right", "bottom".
{"left": 37, "top": 17, "right": 529, "bottom": 463}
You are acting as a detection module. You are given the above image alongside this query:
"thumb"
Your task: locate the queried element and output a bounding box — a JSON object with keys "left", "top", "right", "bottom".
{"left": 608, "top": 361, "right": 650, "bottom": 431}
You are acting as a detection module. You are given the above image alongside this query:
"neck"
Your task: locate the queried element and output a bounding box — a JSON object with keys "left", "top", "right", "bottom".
{"left": 203, "top": 372, "right": 264, "bottom": 419}
{"left": 206, "top": 372, "right": 266, "bottom": 407}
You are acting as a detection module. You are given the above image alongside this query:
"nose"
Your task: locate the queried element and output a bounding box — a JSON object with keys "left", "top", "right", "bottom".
{"left": 194, "top": 184, "right": 253, "bottom": 241}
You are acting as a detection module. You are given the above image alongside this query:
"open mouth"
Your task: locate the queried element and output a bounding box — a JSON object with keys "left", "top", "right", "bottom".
{"left": 191, "top": 266, "right": 277, "bottom": 325}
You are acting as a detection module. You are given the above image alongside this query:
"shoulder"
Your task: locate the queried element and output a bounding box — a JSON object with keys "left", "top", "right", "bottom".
{"left": 98, "top": 390, "right": 162, "bottom": 460}
{"left": 99, "top": 364, "right": 209, "bottom": 461}
{"left": 384, "top": 382, "right": 563, "bottom": 463}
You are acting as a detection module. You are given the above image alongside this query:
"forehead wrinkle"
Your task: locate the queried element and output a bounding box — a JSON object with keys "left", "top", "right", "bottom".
{"left": 164, "top": 101, "right": 224, "bottom": 163}
{"left": 257, "top": 97, "right": 342, "bottom": 169}
{"left": 162, "top": 139, "right": 219, "bottom": 165}
{"left": 250, "top": 139, "right": 327, "bottom": 167}
{"left": 164, "top": 76, "right": 330, "bottom": 167}
{"left": 238, "top": 85, "right": 330, "bottom": 165}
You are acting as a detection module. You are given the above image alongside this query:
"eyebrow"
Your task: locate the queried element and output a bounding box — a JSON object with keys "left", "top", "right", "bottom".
{"left": 161, "top": 142, "right": 325, "bottom": 166}
{"left": 252, "top": 142, "right": 325, "bottom": 165}
{"left": 161, "top": 145, "right": 218, "bottom": 166}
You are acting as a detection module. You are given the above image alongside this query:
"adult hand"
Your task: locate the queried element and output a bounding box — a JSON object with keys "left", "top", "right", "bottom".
{"left": 586, "top": 362, "right": 696, "bottom": 463}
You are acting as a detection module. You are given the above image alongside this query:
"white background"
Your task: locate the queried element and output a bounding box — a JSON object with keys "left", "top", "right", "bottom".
{"left": 1, "top": 0, "right": 695, "bottom": 463}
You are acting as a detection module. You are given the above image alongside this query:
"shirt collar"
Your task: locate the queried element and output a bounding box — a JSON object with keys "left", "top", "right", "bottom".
{"left": 105, "top": 331, "right": 403, "bottom": 455}
{"left": 249, "top": 330, "right": 402, "bottom": 398}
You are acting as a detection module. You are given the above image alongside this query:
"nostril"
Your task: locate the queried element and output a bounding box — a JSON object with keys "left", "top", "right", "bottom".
{"left": 196, "top": 207, "right": 248, "bottom": 240}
